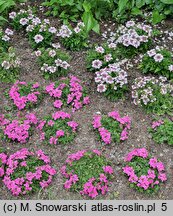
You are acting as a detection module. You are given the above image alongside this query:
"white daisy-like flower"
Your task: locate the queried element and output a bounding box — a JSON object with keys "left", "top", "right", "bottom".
{"left": 2, "top": 35, "right": 10, "bottom": 41}
{"left": 35, "top": 50, "right": 42, "bottom": 57}
{"left": 61, "top": 61, "right": 70, "bottom": 70}
{"left": 32, "top": 17, "right": 41, "bottom": 26}
{"left": 106, "top": 76, "right": 114, "bottom": 84}
{"left": 19, "top": 18, "right": 28, "bottom": 26}
{"left": 97, "top": 84, "right": 107, "bottom": 93}
{"left": 154, "top": 53, "right": 164, "bottom": 62}
{"left": 74, "top": 27, "right": 81, "bottom": 34}
{"left": 34, "top": 34, "right": 44, "bottom": 43}
{"left": 9, "top": 12, "right": 16, "bottom": 19}
{"left": 126, "top": 21, "right": 135, "bottom": 28}
{"left": 168, "top": 65, "right": 173, "bottom": 72}
{"left": 49, "top": 50, "right": 56, "bottom": 57}
{"left": 48, "top": 66, "right": 56, "bottom": 73}
{"left": 95, "top": 46, "right": 104, "bottom": 54}
{"left": 43, "top": 19, "right": 50, "bottom": 24}
{"left": 1, "top": 61, "right": 11, "bottom": 69}
{"left": 92, "top": 60, "right": 102, "bottom": 69}
{"left": 104, "top": 54, "right": 113, "bottom": 62}
{"left": 5, "top": 28, "right": 14, "bottom": 36}
{"left": 55, "top": 59, "right": 63, "bottom": 67}
{"left": 48, "top": 27, "right": 57, "bottom": 34}
{"left": 26, "top": 25, "right": 34, "bottom": 32}
{"left": 147, "top": 49, "right": 156, "bottom": 57}
{"left": 52, "top": 43, "right": 61, "bottom": 49}
{"left": 95, "top": 77, "right": 102, "bottom": 83}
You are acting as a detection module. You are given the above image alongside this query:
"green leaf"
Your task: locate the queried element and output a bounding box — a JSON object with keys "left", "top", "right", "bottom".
{"left": 82, "top": 11, "right": 94, "bottom": 33}
{"left": 160, "top": 0, "right": 173, "bottom": 4}
{"left": 152, "top": 10, "right": 165, "bottom": 24}
{"left": 131, "top": 7, "right": 142, "bottom": 15}
{"left": 82, "top": 1, "right": 91, "bottom": 12}
{"left": 118, "top": 0, "right": 128, "bottom": 13}
{"left": 136, "top": 0, "right": 146, "bottom": 8}
{"left": 0, "top": 15, "right": 7, "bottom": 22}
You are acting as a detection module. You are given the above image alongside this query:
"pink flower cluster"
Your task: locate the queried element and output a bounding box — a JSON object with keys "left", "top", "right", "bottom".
{"left": 124, "top": 148, "right": 148, "bottom": 162}
{"left": 52, "top": 111, "right": 71, "bottom": 120}
{"left": 80, "top": 173, "right": 111, "bottom": 198}
{"left": 98, "top": 127, "right": 112, "bottom": 144}
{"left": 61, "top": 150, "right": 114, "bottom": 198}
{"left": 123, "top": 148, "right": 167, "bottom": 191}
{"left": 0, "top": 153, "right": 7, "bottom": 177}
{"left": 65, "top": 150, "right": 87, "bottom": 165}
{"left": 108, "top": 111, "right": 131, "bottom": 140}
{"left": 3, "top": 148, "right": 56, "bottom": 196}
{"left": 9, "top": 81, "right": 42, "bottom": 110}
{"left": 93, "top": 111, "right": 131, "bottom": 144}
{"left": 37, "top": 111, "right": 78, "bottom": 145}
{"left": 151, "top": 120, "right": 164, "bottom": 129}
{"left": 45, "top": 76, "right": 90, "bottom": 112}
{"left": 0, "top": 113, "right": 38, "bottom": 143}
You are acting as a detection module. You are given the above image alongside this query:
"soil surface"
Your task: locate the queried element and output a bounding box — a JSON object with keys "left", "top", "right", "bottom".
{"left": 0, "top": 1, "right": 173, "bottom": 200}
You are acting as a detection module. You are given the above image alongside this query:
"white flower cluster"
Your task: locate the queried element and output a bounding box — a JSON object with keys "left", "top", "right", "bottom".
{"left": 1, "top": 28, "right": 14, "bottom": 42}
{"left": 35, "top": 49, "right": 70, "bottom": 74}
{"left": 106, "top": 20, "right": 153, "bottom": 49}
{"left": 147, "top": 46, "right": 165, "bottom": 62}
{"left": 57, "top": 22, "right": 85, "bottom": 38}
{"left": 1, "top": 54, "right": 21, "bottom": 70}
{"left": 95, "top": 63, "right": 128, "bottom": 93}
{"left": 132, "top": 76, "right": 173, "bottom": 106}
{"left": 9, "top": 8, "right": 57, "bottom": 44}
{"left": 146, "top": 47, "right": 173, "bottom": 71}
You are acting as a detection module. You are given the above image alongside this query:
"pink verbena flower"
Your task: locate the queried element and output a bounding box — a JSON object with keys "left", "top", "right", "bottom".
{"left": 103, "top": 166, "right": 114, "bottom": 174}
{"left": 54, "top": 100, "right": 63, "bottom": 109}
{"left": 151, "top": 120, "right": 164, "bottom": 129}
{"left": 92, "top": 115, "right": 102, "bottom": 129}
{"left": 67, "top": 121, "right": 78, "bottom": 132}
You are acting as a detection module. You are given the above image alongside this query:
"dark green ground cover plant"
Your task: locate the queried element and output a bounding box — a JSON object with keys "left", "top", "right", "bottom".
{"left": 0, "top": 47, "right": 21, "bottom": 83}
{"left": 123, "top": 148, "right": 167, "bottom": 193}
{"left": 36, "top": 47, "right": 70, "bottom": 79}
{"left": 61, "top": 150, "right": 114, "bottom": 198}
{"left": 140, "top": 48, "right": 173, "bottom": 79}
{"left": 149, "top": 119, "right": 173, "bottom": 145}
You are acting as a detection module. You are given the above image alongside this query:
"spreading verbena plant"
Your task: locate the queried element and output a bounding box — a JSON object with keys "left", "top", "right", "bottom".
{"left": 0, "top": 113, "right": 38, "bottom": 144}
{"left": 149, "top": 119, "right": 173, "bottom": 145}
{"left": 140, "top": 47, "right": 173, "bottom": 79}
{"left": 35, "top": 46, "right": 70, "bottom": 79}
{"left": 106, "top": 20, "right": 153, "bottom": 58}
{"left": 9, "top": 8, "right": 57, "bottom": 49}
{"left": 86, "top": 43, "right": 118, "bottom": 72}
{"left": 0, "top": 47, "right": 21, "bottom": 83}
{"left": 3, "top": 148, "right": 56, "bottom": 196}
{"left": 45, "top": 76, "right": 90, "bottom": 111}
{"left": 61, "top": 150, "right": 114, "bottom": 198}
{"left": 123, "top": 148, "right": 167, "bottom": 193}
{"left": 132, "top": 76, "right": 173, "bottom": 115}
{"left": 37, "top": 111, "right": 78, "bottom": 145}
{"left": 8, "top": 81, "right": 45, "bottom": 110}
{"left": 56, "top": 22, "right": 88, "bottom": 51}
{"left": 94, "top": 64, "right": 128, "bottom": 101}
{"left": 93, "top": 110, "right": 131, "bottom": 145}
{"left": 26, "top": 18, "right": 56, "bottom": 50}
{"left": 0, "top": 28, "right": 13, "bottom": 52}
{"left": 9, "top": 7, "right": 34, "bottom": 31}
